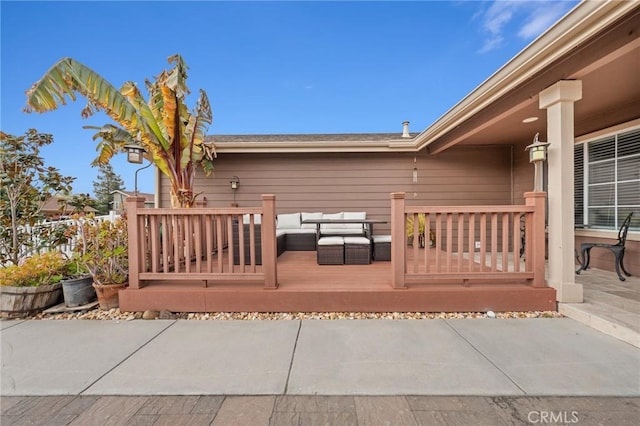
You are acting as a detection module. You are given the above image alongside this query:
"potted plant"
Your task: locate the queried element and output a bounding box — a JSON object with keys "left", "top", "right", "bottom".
{"left": 77, "top": 215, "right": 128, "bottom": 309}
{"left": 60, "top": 253, "right": 95, "bottom": 308}
{"left": 59, "top": 216, "right": 96, "bottom": 307}
{"left": 406, "top": 214, "right": 436, "bottom": 248}
{"left": 0, "top": 251, "right": 67, "bottom": 317}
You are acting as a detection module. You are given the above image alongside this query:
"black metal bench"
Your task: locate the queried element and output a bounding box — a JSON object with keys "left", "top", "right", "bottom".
{"left": 576, "top": 212, "right": 633, "bottom": 281}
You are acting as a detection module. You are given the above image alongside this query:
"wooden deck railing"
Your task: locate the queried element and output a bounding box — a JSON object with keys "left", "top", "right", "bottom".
{"left": 390, "top": 192, "right": 547, "bottom": 289}
{"left": 126, "top": 192, "right": 545, "bottom": 293}
{"left": 126, "top": 195, "right": 277, "bottom": 289}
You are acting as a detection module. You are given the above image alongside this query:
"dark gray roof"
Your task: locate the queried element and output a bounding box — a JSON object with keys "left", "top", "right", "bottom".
{"left": 206, "top": 133, "right": 418, "bottom": 143}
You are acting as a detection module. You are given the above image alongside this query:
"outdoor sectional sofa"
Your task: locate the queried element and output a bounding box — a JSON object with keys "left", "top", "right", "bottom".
{"left": 232, "top": 211, "right": 370, "bottom": 265}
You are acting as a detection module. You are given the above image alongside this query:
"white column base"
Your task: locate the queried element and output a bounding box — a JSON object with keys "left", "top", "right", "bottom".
{"left": 549, "top": 279, "right": 583, "bottom": 303}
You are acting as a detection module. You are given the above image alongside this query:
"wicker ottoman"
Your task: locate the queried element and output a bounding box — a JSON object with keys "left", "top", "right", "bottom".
{"left": 317, "top": 237, "right": 345, "bottom": 265}
{"left": 344, "top": 236, "right": 371, "bottom": 265}
{"left": 372, "top": 235, "right": 391, "bottom": 261}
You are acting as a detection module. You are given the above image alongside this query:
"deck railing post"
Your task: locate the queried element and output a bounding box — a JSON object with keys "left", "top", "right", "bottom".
{"left": 262, "top": 194, "right": 278, "bottom": 289}
{"left": 126, "top": 197, "right": 146, "bottom": 290}
{"left": 391, "top": 192, "right": 406, "bottom": 289}
{"left": 525, "top": 191, "right": 547, "bottom": 288}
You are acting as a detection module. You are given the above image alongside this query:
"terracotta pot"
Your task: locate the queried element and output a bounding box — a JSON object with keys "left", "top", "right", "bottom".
{"left": 93, "top": 283, "right": 125, "bottom": 310}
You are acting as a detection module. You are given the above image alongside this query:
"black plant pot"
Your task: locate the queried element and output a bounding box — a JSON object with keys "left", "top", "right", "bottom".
{"left": 61, "top": 276, "right": 96, "bottom": 307}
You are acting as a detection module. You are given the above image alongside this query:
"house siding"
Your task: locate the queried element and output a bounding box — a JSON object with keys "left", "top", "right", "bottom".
{"left": 158, "top": 145, "right": 513, "bottom": 234}
{"left": 512, "top": 141, "right": 535, "bottom": 204}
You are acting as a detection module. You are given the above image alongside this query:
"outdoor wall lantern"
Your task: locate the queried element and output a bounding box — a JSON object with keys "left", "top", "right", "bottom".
{"left": 525, "top": 132, "right": 550, "bottom": 163}
{"left": 124, "top": 144, "right": 145, "bottom": 164}
{"left": 229, "top": 176, "right": 240, "bottom": 206}
{"left": 412, "top": 157, "right": 418, "bottom": 184}
{"left": 525, "top": 132, "right": 550, "bottom": 191}
{"left": 230, "top": 176, "right": 240, "bottom": 190}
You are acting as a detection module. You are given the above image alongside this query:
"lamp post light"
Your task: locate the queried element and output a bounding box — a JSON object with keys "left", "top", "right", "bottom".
{"left": 124, "top": 144, "right": 151, "bottom": 195}
{"left": 124, "top": 144, "right": 144, "bottom": 164}
{"left": 525, "top": 132, "right": 550, "bottom": 192}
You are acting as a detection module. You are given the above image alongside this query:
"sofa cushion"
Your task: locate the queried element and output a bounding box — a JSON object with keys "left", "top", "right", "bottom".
{"left": 317, "top": 236, "right": 345, "bottom": 246}
{"left": 242, "top": 213, "right": 261, "bottom": 225}
{"left": 277, "top": 212, "right": 301, "bottom": 229}
{"left": 321, "top": 229, "right": 366, "bottom": 236}
{"left": 372, "top": 235, "right": 392, "bottom": 243}
{"left": 321, "top": 212, "right": 343, "bottom": 230}
{"left": 301, "top": 212, "right": 323, "bottom": 229}
{"left": 343, "top": 211, "right": 366, "bottom": 229}
{"left": 344, "top": 236, "right": 371, "bottom": 245}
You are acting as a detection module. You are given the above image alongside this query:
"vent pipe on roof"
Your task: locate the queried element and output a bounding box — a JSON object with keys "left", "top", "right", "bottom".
{"left": 402, "top": 121, "right": 410, "bottom": 138}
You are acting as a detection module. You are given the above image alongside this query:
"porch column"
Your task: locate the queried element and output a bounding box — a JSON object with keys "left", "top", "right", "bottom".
{"left": 539, "top": 80, "right": 583, "bottom": 303}
{"left": 126, "top": 196, "right": 146, "bottom": 290}
{"left": 262, "top": 194, "right": 278, "bottom": 289}
{"left": 390, "top": 192, "right": 406, "bottom": 289}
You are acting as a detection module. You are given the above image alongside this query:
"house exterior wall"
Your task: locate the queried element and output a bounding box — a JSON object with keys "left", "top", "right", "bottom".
{"left": 112, "top": 193, "right": 126, "bottom": 213}
{"left": 158, "top": 145, "right": 514, "bottom": 235}
{"left": 512, "top": 141, "right": 535, "bottom": 204}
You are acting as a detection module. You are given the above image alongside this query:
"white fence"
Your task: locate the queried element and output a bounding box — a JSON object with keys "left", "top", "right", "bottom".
{"left": 2, "top": 212, "right": 120, "bottom": 265}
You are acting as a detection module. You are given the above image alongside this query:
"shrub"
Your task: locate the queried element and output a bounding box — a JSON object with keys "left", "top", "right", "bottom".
{"left": 77, "top": 216, "right": 128, "bottom": 286}
{"left": 0, "top": 251, "right": 67, "bottom": 287}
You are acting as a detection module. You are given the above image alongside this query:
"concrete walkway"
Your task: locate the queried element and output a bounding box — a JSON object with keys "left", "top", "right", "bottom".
{"left": 2, "top": 317, "right": 639, "bottom": 424}
{"left": 562, "top": 268, "right": 640, "bottom": 348}
{"left": 2, "top": 318, "right": 638, "bottom": 396}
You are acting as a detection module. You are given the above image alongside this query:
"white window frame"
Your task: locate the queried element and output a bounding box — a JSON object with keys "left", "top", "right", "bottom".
{"left": 574, "top": 121, "right": 639, "bottom": 239}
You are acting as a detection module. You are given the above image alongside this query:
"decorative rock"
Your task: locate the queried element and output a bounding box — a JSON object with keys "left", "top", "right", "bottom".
{"left": 142, "top": 310, "right": 160, "bottom": 320}
{"left": 159, "top": 310, "right": 176, "bottom": 319}
{"left": 24, "top": 307, "right": 564, "bottom": 321}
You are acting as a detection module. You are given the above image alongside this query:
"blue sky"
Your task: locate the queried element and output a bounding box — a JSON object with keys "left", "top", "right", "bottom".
{"left": 1, "top": 0, "right": 578, "bottom": 196}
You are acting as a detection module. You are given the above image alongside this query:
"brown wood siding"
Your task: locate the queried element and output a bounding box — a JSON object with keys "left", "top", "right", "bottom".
{"left": 159, "top": 146, "right": 513, "bottom": 234}
{"left": 512, "top": 141, "right": 534, "bottom": 204}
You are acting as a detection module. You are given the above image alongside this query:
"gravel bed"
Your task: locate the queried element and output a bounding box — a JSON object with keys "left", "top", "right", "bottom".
{"left": 21, "top": 308, "right": 563, "bottom": 321}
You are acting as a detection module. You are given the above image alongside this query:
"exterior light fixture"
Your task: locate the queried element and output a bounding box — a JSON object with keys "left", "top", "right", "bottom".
{"left": 230, "top": 176, "right": 240, "bottom": 190}
{"left": 525, "top": 133, "right": 550, "bottom": 163}
{"left": 412, "top": 157, "right": 418, "bottom": 184}
{"left": 525, "top": 133, "right": 550, "bottom": 192}
{"left": 229, "top": 176, "right": 240, "bottom": 207}
{"left": 124, "top": 144, "right": 145, "bottom": 164}
{"left": 124, "top": 144, "right": 151, "bottom": 195}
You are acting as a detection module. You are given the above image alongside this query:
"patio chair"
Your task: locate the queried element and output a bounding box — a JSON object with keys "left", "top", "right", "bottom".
{"left": 576, "top": 212, "right": 633, "bottom": 281}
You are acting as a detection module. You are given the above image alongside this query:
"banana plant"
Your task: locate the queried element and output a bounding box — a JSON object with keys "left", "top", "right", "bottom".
{"left": 25, "top": 55, "right": 216, "bottom": 208}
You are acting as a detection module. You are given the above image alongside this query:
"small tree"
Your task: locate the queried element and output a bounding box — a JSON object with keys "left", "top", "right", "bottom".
{"left": 92, "top": 163, "right": 124, "bottom": 214}
{"left": 25, "top": 55, "right": 216, "bottom": 208}
{"left": 0, "top": 129, "right": 75, "bottom": 266}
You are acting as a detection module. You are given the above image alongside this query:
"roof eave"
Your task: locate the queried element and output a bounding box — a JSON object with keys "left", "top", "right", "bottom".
{"left": 414, "top": 0, "right": 638, "bottom": 153}
{"left": 215, "top": 139, "right": 416, "bottom": 154}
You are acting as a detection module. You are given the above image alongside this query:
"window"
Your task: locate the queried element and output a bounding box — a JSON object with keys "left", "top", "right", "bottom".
{"left": 575, "top": 128, "right": 640, "bottom": 231}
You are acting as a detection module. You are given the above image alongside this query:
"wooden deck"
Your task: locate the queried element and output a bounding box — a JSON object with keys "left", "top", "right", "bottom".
{"left": 119, "top": 250, "right": 556, "bottom": 313}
